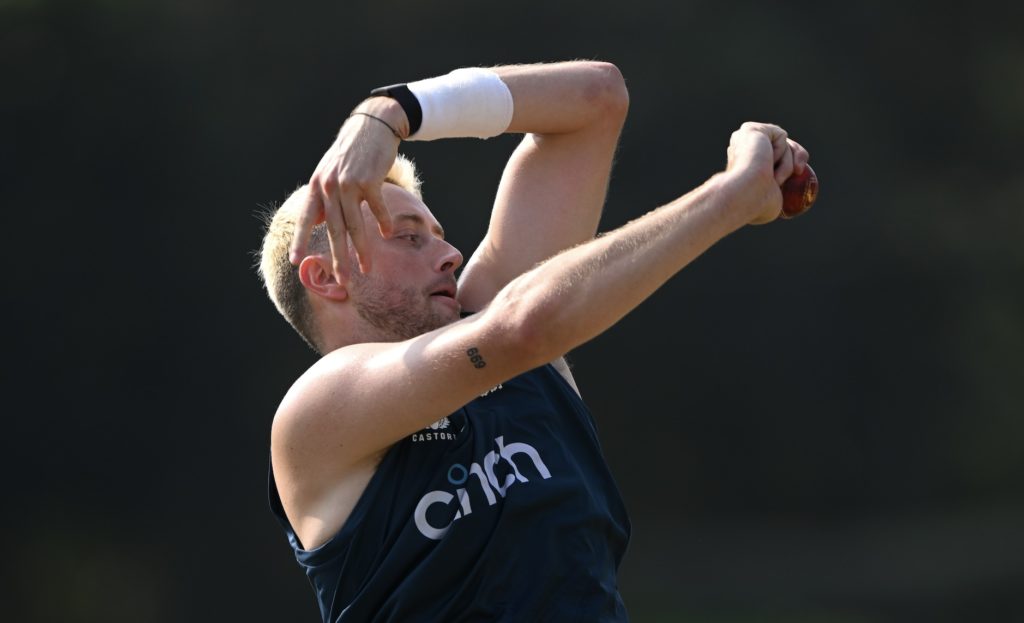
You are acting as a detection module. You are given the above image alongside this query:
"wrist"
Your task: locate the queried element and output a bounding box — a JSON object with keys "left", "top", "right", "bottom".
{"left": 705, "top": 170, "right": 775, "bottom": 227}
{"left": 352, "top": 97, "right": 411, "bottom": 140}
{"left": 369, "top": 68, "right": 514, "bottom": 142}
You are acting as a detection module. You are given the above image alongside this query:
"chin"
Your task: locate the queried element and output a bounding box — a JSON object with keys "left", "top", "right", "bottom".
{"left": 355, "top": 289, "right": 461, "bottom": 342}
{"left": 440, "top": 308, "right": 461, "bottom": 326}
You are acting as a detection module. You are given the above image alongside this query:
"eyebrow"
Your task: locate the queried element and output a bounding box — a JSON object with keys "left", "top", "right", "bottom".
{"left": 394, "top": 213, "right": 445, "bottom": 239}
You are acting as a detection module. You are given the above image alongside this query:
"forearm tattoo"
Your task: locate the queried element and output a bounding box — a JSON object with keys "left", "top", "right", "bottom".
{"left": 466, "top": 347, "right": 487, "bottom": 369}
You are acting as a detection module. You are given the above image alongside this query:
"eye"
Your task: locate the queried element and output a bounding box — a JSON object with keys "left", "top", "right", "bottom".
{"left": 397, "top": 233, "right": 421, "bottom": 245}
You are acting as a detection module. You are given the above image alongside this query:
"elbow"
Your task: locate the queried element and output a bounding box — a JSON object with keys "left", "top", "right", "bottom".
{"left": 485, "top": 281, "right": 565, "bottom": 369}
{"left": 580, "top": 61, "right": 629, "bottom": 124}
{"left": 509, "top": 306, "right": 558, "bottom": 367}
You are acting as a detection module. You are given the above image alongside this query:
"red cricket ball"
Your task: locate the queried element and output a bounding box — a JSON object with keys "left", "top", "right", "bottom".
{"left": 780, "top": 164, "right": 819, "bottom": 219}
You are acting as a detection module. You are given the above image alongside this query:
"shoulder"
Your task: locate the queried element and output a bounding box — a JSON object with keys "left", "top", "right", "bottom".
{"left": 269, "top": 345, "right": 383, "bottom": 473}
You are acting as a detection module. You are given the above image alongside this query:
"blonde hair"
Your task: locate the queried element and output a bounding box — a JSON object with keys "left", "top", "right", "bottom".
{"left": 257, "top": 155, "right": 422, "bottom": 352}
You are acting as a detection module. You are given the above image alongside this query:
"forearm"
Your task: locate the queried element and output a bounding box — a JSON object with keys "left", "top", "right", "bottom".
{"left": 487, "top": 171, "right": 764, "bottom": 364}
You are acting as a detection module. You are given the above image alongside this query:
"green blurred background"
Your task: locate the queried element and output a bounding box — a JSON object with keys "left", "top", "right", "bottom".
{"left": 4, "top": 0, "right": 1022, "bottom": 621}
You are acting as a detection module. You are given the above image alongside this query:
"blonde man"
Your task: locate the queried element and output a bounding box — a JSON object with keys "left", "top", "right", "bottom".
{"left": 260, "top": 61, "right": 810, "bottom": 622}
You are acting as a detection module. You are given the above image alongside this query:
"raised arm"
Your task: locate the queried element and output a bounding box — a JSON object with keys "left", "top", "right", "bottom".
{"left": 287, "top": 61, "right": 627, "bottom": 294}
{"left": 456, "top": 62, "right": 629, "bottom": 310}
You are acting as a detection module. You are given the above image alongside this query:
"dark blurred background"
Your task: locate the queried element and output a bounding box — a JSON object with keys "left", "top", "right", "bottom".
{"left": 4, "top": 0, "right": 1023, "bottom": 621}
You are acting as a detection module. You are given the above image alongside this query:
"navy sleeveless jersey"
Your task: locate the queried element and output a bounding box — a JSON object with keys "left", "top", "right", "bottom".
{"left": 269, "top": 363, "right": 631, "bottom": 622}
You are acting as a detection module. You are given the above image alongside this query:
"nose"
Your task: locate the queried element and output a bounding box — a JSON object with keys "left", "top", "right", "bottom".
{"left": 436, "top": 239, "right": 463, "bottom": 274}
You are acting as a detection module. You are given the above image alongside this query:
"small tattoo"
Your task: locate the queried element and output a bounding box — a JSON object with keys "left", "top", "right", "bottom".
{"left": 466, "top": 347, "right": 487, "bottom": 369}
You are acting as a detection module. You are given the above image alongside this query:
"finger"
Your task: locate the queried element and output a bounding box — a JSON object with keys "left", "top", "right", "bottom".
{"left": 768, "top": 125, "right": 788, "bottom": 160}
{"left": 789, "top": 139, "right": 810, "bottom": 174}
{"left": 773, "top": 142, "right": 794, "bottom": 186}
{"left": 322, "top": 188, "right": 351, "bottom": 283}
{"left": 337, "top": 185, "right": 371, "bottom": 274}
{"left": 768, "top": 127, "right": 794, "bottom": 185}
{"left": 289, "top": 186, "right": 321, "bottom": 265}
{"left": 363, "top": 184, "right": 393, "bottom": 238}
{"left": 741, "top": 121, "right": 786, "bottom": 153}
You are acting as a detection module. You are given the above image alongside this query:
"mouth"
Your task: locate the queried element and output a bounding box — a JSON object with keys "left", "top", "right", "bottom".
{"left": 428, "top": 283, "right": 457, "bottom": 300}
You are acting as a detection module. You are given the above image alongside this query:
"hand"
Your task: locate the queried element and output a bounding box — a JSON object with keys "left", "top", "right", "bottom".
{"left": 725, "top": 122, "right": 810, "bottom": 225}
{"left": 289, "top": 105, "right": 403, "bottom": 280}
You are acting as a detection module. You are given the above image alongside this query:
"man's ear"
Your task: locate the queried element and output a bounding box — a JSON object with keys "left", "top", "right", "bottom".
{"left": 298, "top": 255, "right": 348, "bottom": 301}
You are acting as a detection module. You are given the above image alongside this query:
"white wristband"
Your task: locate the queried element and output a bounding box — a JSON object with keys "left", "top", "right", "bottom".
{"left": 405, "top": 68, "right": 514, "bottom": 141}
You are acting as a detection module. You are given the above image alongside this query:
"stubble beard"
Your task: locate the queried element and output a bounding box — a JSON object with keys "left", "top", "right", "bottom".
{"left": 351, "top": 272, "right": 452, "bottom": 342}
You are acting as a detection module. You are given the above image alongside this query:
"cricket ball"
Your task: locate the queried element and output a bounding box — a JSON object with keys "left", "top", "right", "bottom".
{"left": 780, "top": 164, "right": 819, "bottom": 219}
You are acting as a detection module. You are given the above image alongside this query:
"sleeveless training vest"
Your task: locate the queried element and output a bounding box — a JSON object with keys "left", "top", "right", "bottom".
{"left": 269, "top": 363, "right": 631, "bottom": 622}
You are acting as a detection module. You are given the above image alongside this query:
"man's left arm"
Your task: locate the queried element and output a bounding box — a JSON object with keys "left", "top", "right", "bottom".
{"left": 456, "top": 61, "right": 629, "bottom": 311}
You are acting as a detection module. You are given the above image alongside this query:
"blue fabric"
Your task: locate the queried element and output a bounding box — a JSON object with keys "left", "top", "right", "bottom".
{"left": 269, "top": 363, "right": 631, "bottom": 622}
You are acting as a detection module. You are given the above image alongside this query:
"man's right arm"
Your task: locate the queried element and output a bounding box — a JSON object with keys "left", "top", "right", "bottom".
{"left": 272, "top": 122, "right": 809, "bottom": 547}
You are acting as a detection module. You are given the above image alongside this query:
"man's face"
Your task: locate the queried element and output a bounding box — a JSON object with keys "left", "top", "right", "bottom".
{"left": 348, "top": 184, "right": 463, "bottom": 341}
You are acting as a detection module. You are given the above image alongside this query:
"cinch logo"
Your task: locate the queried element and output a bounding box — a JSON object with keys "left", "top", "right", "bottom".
{"left": 413, "top": 436, "right": 552, "bottom": 540}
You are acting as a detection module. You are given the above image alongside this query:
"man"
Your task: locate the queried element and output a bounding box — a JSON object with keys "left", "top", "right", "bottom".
{"left": 259, "top": 61, "right": 810, "bottom": 622}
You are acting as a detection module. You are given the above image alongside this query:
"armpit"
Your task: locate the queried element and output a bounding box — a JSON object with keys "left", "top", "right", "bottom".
{"left": 550, "top": 356, "right": 580, "bottom": 397}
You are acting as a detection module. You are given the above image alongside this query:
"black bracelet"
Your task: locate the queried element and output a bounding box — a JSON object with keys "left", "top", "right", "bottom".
{"left": 348, "top": 112, "right": 401, "bottom": 139}
{"left": 369, "top": 83, "right": 423, "bottom": 136}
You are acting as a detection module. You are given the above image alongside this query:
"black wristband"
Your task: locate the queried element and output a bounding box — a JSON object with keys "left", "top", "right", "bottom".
{"left": 369, "top": 83, "right": 423, "bottom": 137}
